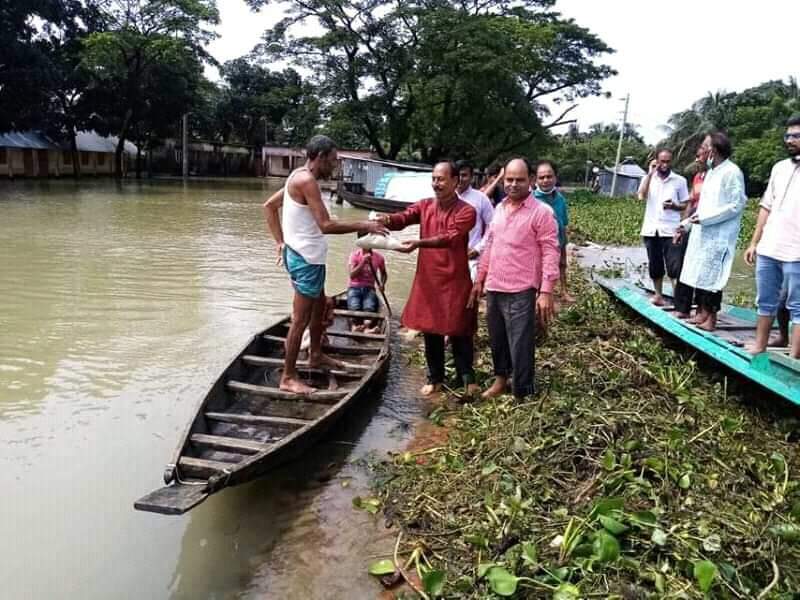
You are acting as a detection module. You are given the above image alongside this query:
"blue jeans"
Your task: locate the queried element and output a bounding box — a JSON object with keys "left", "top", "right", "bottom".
{"left": 347, "top": 286, "right": 378, "bottom": 312}
{"left": 756, "top": 254, "right": 800, "bottom": 324}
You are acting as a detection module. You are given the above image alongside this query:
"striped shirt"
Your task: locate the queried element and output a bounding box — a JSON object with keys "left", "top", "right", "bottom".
{"left": 477, "top": 194, "right": 560, "bottom": 294}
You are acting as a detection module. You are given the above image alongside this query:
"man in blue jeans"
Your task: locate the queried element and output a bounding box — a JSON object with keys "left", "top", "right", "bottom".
{"left": 745, "top": 115, "right": 800, "bottom": 358}
{"left": 347, "top": 239, "right": 387, "bottom": 332}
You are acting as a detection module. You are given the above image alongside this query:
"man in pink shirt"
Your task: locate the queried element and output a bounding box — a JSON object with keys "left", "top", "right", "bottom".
{"left": 347, "top": 239, "right": 387, "bottom": 332}
{"left": 468, "top": 158, "right": 560, "bottom": 398}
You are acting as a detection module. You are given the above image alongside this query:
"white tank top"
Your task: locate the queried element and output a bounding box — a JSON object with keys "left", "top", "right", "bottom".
{"left": 282, "top": 168, "right": 328, "bottom": 265}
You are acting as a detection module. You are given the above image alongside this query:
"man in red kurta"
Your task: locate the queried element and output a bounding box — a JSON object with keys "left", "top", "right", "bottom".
{"left": 379, "top": 161, "right": 478, "bottom": 396}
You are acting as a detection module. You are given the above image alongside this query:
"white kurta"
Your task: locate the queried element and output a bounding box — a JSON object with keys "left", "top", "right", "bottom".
{"left": 680, "top": 159, "right": 747, "bottom": 292}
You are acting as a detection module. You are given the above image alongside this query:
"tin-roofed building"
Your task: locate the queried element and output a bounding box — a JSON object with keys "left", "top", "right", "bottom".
{"left": 597, "top": 158, "right": 647, "bottom": 196}
{"left": 0, "top": 130, "right": 137, "bottom": 177}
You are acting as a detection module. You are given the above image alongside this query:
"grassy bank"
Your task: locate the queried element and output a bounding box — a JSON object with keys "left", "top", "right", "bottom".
{"left": 568, "top": 190, "right": 759, "bottom": 249}
{"left": 371, "top": 271, "right": 800, "bottom": 598}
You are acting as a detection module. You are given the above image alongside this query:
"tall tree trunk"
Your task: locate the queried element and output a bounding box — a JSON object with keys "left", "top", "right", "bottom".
{"left": 114, "top": 109, "right": 133, "bottom": 179}
{"left": 70, "top": 130, "right": 81, "bottom": 180}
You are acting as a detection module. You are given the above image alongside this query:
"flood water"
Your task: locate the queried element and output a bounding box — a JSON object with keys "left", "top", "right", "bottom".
{"left": 0, "top": 179, "right": 426, "bottom": 599}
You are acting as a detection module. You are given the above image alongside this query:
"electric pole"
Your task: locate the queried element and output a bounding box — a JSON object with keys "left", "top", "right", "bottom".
{"left": 610, "top": 93, "right": 630, "bottom": 197}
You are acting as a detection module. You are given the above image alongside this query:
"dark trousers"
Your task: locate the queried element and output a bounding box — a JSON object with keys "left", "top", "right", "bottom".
{"left": 643, "top": 235, "right": 683, "bottom": 281}
{"left": 672, "top": 231, "right": 695, "bottom": 314}
{"left": 486, "top": 289, "right": 536, "bottom": 397}
{"left": 696, "top": 288, "right": 722, "bottom": 313}
{"left": 423, "top": 334, "right": 475, "bottom": 386}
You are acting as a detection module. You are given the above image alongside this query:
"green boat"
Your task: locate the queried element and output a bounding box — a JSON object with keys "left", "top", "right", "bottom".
{"left": 593, "top": 275, "right": 800, "bottom": 406}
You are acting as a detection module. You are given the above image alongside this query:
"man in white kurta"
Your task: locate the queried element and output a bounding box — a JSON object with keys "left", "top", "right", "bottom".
{"left": 679, "top": 133, "right": 748, "bottom": 331}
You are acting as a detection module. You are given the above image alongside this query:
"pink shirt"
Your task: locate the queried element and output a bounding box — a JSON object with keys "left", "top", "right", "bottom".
{"left": 477, "top": 195, "right": 560, "bottom": 294}
{"left": 348, "top": 249, "right": 386, "bottom": 288}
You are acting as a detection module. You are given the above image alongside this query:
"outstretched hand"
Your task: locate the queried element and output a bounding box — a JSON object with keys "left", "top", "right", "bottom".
{"left": 365, "top": 220, "right": 390, "bottom": 236}
{"left": 396, "top": 240, "right": 418, "bottom": 253}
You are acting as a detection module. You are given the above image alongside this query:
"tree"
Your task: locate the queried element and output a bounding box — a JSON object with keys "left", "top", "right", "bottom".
{"left": 660, "top": 79, "right": 800, "bottom": 194}
{"left": 79, "top": 0, "right": 219, "bottom": 177}
{"left": 249, "top": 0, "right": 614, "bottom": 161}
{"left": 550, "top": 122, "right": 651, "bottom": 184}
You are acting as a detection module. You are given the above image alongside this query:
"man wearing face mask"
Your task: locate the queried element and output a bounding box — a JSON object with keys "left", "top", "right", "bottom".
{"left": 744, "top": 115, "right": 800, "bottom": 358}
{"left": 637, "top": 149, "right": 690, "bottom": 306}
{"left": 533, "top": 160, "right": 573, "bottom": 302}
{"left": 672, "top": 138, "right": 712, "bottom": 318}
{"left": 678, "top": 132, "right": 748, "bottom": 332}
{"left": 377, "top": 161, "right": 479, "bottom": 397}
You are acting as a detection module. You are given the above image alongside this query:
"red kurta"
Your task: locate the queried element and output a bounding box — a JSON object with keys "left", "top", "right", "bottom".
{"left": 388, "top": 197, "right": 477, "bottom": 336}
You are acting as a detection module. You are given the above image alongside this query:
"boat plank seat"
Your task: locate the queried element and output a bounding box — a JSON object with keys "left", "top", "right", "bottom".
{"left": 241, "top": 355, "right": 370, "bottom": 372}
{"left": 333, "top": 308, "right": 384, "bottom": 320}
{"left": 205, "top": 411, "right": 310, "bottom": 429}
{"left": 262, "top": 334, "right": 381, "bottom": 355}
{"left": 179, "top": 456, "right": 239, "bottom": 479}
{"left": 190, "top": 433, "right": 269, "bottom": 455}
{"left": 227, "top": 380, "right": 348, "bottom": 403}
{"left": 324, "top": 329, "right": 386, "bottom": 341}
{"left": 241, "top": 355, "right": 363, "bottom": 378}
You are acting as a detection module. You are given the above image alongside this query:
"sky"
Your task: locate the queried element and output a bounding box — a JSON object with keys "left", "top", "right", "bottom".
{"left": 207, "top": 0, "right": 800, "bottom": 144}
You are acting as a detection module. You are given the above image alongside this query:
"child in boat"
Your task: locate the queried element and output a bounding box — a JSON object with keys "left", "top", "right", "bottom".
{"left": 347, "top": 234, "right": 387, "bottom": 332}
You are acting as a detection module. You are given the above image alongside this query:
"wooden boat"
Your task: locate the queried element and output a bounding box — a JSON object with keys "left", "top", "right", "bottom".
{"left": 339, "top": 184, "right": 412, "bottom": 213}
{"left": 594, "top": 275, "right": 800, "bottom": 406}
{"left": 134, "top": 293, "right": 391, "bottom": 515}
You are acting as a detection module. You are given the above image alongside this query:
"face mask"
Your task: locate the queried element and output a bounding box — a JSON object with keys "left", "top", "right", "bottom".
{"left": 536, "top": 184, "right": 554, "bottom": 194}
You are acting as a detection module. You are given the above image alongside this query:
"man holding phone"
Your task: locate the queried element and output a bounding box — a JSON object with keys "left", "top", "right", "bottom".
{"left": 637, "top": 149, "right": 690, "bottom": 306}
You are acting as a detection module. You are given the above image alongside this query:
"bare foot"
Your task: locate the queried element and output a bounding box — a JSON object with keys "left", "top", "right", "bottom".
{"left": 745, "top": 342, "right": 767, "bottom": 355}
{"left": 688, "top": 311, "right": 709, "bottom": 325}
{"left": 697, "top": 314, "right": 717, "bottom": 332}
{"left": 420, "top": 383, "right": 442, "bottom": 396}
{"left": 651, "top": 295, "right": 666, "bottom": 307}
{"left": 309, "top": 352, "right": 346, "bottom": 369}
{"left": 280, "top": 376, "right": 316, "bottom": 395}
{"left": 464, "top": 383, "right": 481, "bottom": 398}
{"left": 675, "top": 312, "right": 690, "bottom": 319}
{"left": 768, "top": 335, "right": 789, "bottom": 348}
{"left": 481, "top": 377, "right": 508, "bottom": 399}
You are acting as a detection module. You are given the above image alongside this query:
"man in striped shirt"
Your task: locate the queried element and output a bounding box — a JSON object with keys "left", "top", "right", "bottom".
{"left": 468, "top": 158, "right": 561, "bottom": 398}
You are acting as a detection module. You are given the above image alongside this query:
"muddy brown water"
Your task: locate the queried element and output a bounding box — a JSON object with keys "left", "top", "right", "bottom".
{"left": 0, "top": 179, "right": 427, "bottom": 599}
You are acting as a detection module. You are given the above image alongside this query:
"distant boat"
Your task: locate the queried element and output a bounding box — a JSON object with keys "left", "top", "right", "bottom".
{"left": 134, "top": 292, "right": 391, "bottom": 515}
{"left": 339, "top": 154, "right": 431, "bottom": 213}
{"left": 595, "top": 275, "right": 800, "bottom": 406}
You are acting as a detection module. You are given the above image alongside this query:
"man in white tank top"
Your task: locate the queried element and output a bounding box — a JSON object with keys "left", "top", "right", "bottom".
{"left": 263, "top": 135, "right": 388, "bottom": 394}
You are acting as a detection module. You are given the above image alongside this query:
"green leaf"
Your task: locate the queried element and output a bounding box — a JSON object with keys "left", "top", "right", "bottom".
{"left": 465, "top": 534, "right": 488, "bottom": 548}
{"left": 422, "top": 569, "right": 446, "bottom": 596}
{"left": 651, "top": 528, "right": 668, "bottom": 546}
{"left": 368, "top": 559, "right": 396, "bottom": 576}
{"left": 693, "top": 560, "right": 718, "bottom": 593}
{"left": 592, "top": 530, "right": 620, "bottom": 562}
{"left": 477, "top": 562, "right": 499, "bottom": 578}
{"left": 654, "top": 572, "right": 665, "bottom": 593}
{"left": 792, "top": 500, "right": 800, "bottom": 521}
{"left": 599, "top": 514, "right": 629, "bottom": 535}
{"left": 769, "top": 523, "right": 800, "bottom": 543}
{"left": 601, "top": 448, "right": 615, "bottom": 470}
{"left": 678, "top": 473, "right": 691, "bottom": 489}
{"left": 552, "top": 582, "right": 581, "bottom": 599}
{"left": 631, "top": 511, "right": 657, "bottom": 527}
{"left": 352, "top": 496, "right": 381, "bottom": 514}
{"left": 481, "top": 462, "right": 499, "bottom": 476}
{"left": 486, "top": 567, "right": 518, "bottom": 597}
{"left": 591, "top": 497, "right": 624, "bottom": 517}
{"left": 521, "top": 541, "right": 538, "bottom": 566}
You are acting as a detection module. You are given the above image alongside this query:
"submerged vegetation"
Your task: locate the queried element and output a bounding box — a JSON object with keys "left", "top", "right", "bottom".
{"left": 568, "top": 190, "right": 760, "bottom": 249}
{"left": 369, "top": 271, "right": 800, "bottom": 598}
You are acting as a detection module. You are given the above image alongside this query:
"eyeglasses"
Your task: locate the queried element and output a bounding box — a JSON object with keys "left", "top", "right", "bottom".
{"left": 784, "top": 133, "right": 800, "bottom": 141}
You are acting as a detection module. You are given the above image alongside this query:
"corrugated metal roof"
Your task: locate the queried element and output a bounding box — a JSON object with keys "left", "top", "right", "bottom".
{"left": 603, "top": 162, "right": 646, "bottom": 178}
{"left": 0, "top": 131, "right": 58, "bottom": 150}
{"left": 0, "top": 130, "right": 137, "bottom": 155}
